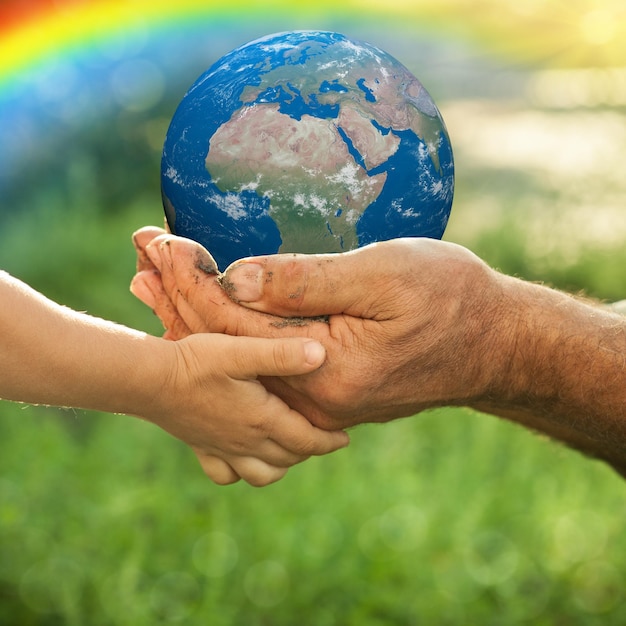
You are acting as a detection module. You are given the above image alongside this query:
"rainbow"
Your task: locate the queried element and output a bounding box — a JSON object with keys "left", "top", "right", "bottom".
{"left": 2, "top": 0, "right": 453, "bottom": 189}
{"left": 1, "top": 0, "right": 624, "bottom": 93}
{"left": 0, "top": 0, "right": 420, "bottom": 90}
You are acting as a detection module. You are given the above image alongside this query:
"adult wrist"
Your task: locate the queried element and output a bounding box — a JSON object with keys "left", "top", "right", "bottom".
{"left": 472, "top": 274, "right": 626, "bottom": 420}
{"left": 471, "top": 275, "right": 561, "bottom": 413}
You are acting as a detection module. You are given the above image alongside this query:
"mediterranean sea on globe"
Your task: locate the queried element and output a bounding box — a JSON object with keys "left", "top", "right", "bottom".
{"left": 161, "top": 30, "right": 454, "bottom": 270}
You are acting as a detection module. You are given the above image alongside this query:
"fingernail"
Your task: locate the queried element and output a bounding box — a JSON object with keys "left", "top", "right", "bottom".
{"left": 145, "top": 239, "right": 174, "bottom": 271}
{"left": 159, "top": 240, "right": 174, "bottom": 269}
{"left": 130, "top": 275, "right": 156, "bottom": 309}
{"left": 224, "top": 262, "right": 264, "bottom": 302}
{"left": 194, "top": 250, "right": 219, "bottom": 276}
{"left": 303, "top": 340, "right": 326, "bottom": 366}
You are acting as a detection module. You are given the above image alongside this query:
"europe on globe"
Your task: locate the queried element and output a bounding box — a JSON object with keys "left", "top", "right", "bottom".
{"left": 161, "top": 30, "right": 455, "bottom": 270}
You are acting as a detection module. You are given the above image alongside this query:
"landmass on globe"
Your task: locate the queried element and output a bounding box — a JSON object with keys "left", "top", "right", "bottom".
{"left": 162, "top": 30, "right": 454, "bottom": 269}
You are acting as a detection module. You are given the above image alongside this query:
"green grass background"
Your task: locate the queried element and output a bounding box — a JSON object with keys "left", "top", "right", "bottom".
{"left": 2, "top": 9, "right": 626, "bottom": 625}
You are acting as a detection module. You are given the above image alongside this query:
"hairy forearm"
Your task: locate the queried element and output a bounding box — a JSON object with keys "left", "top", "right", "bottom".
{"left": 0, "top": 270, "right": 167, "bottom": 416}
{"left": 474, "top": 274, "right": 626, "bottom": 472}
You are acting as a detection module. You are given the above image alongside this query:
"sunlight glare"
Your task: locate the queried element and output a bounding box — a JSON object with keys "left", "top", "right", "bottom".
{"left": 580, "top": 9, "right": 617, "bottom": 46}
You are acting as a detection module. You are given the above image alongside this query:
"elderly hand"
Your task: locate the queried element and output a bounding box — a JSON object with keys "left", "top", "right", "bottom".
{"left": 131, "top": 227, "right": 507, "bottom": 431}
{"left": 131, "top": 227, "right": 626, "bottom": 477}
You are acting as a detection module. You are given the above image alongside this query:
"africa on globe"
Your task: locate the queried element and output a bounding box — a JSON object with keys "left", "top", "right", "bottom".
{"left": 161, "top": 30, "right": 454, "bottom": 269}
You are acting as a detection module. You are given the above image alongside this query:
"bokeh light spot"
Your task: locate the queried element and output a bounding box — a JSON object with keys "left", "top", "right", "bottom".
{"left": 379, "top": 504, "right": 428, "bottom": 552}
{"left": 32, "top": 59, "right": 79, "bottom": 105}
{"left": 110, "top": 58, "right": 165, "bottom": 112}
{"left": 192, "top": 531, "right": 239, "bottom": 578}
{"left": 547, "top": 510, "right": 609, "bottom": 571}
{"left": 572, "top": 560, "right": 624, "bottom": 614}
{"left": 358, "top": 505, "right": 427, "bottom": 559}
{"left": 462, "top": 530, "right": 519, "bottom": 586}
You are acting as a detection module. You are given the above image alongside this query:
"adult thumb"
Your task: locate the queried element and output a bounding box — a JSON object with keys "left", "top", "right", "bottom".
{"left": 221, "top": 243, "right": 385, "bottom": 318}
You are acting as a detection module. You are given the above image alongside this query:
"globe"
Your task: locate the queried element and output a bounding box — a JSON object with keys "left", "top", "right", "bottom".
{"left": 161, "top": 30, "right": 454, "bottom": 270}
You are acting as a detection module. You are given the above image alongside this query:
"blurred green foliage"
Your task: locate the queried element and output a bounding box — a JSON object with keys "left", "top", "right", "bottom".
{"left": 2, "top": 125, "right": 626, "bottom": 624}
{"left": 2, "top": 397, "right": 626, "bottom": 624}
{"left": 1, "top": 15, "right": 626, "bottom": 626}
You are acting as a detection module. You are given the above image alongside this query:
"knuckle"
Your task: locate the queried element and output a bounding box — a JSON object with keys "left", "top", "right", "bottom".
{"left": 249, "top": 413, "right": 271, "bottom": 435}
{"left": 290, "top": 437, "right": 317, "bottom": 456}
{"left": 276, "top": 259, "right": 310, "bottom": 309}
{"left": 272, "top": 341, "right": 295, "bottom": 372}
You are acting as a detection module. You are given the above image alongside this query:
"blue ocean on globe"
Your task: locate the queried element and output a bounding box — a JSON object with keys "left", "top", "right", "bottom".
{"left": 161, "top": 30, "right": 455, "bottom": 269}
